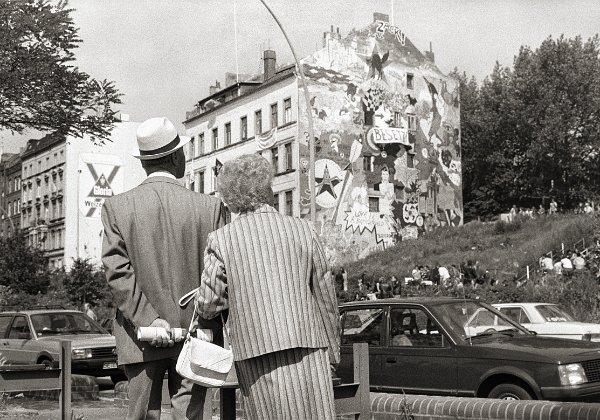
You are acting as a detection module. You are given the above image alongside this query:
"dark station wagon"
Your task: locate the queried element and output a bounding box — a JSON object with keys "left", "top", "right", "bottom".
{"left": 338, "top": 298, "right": 600, "bottom": 401}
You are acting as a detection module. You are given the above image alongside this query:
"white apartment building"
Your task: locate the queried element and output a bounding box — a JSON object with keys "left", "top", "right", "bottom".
{"left": 183, "top": 51, "right": 302, "bottom": 217}
{"left": 20, "top": 118, "right": 146, "bottom": 270}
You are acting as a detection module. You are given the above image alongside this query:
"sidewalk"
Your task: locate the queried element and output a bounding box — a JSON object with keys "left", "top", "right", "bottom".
{"left": 1, "top": 399, "right": 225, "bottom": 419}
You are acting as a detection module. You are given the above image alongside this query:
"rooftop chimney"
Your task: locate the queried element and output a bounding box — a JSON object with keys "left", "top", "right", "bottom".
{"left": 425, "top": 42, "right": 435, "bottom": 63}
{"left": 373, "top": 12, "right": 389, "bottom": 23}
{"left": 263, "top": 50, "right": 276, "bottom": 82}
{"left": 209, "top": 80, "right": 221, "bottom": 95}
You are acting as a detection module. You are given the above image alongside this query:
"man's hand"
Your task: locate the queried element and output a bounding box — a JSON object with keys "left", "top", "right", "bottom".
{"left": 148, "top": 318, "right": 174, "bottom": 348}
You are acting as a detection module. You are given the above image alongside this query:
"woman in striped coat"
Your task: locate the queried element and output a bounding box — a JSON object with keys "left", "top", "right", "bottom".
{"left": 195, "top": 153, "right": 340, "bottom": 420}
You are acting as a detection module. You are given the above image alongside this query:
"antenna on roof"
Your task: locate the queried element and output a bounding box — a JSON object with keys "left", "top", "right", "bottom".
{"left": 233, "top": 0, "right": 240, "bottom": 83}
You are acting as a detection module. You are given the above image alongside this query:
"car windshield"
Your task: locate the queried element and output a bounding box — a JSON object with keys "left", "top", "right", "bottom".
{"left": 432, "top": 301, "right": 531, "bottom": 341}
{"left": 31, "top": 313, "right": 106, "bottom": 336}
{"left": 536, "top": 305, "right": 574, "bottom": 322}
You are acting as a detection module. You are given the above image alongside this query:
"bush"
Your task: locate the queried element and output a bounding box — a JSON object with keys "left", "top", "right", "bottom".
{"left": 493, "top": 218, "right": 522, "bottom": 234}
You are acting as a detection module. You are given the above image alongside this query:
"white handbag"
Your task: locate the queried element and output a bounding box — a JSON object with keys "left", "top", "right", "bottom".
{"left": 176, "top": 290, "right": 238, "bottom": 387}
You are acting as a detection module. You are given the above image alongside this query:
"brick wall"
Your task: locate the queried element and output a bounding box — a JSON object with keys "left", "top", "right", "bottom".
{"left": 22, "top": 374, "right": 99, "bottom": 401}
{"left": 372, "top": 393, "right": 600, "bottom": 420}
{"left": 113, "top": 383, "right": 600, "bottom": 420}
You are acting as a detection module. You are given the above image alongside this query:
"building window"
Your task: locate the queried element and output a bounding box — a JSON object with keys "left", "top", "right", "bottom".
{"left": 255, "top": 110, "right": 262, "bottom": 135}
{"left": 196, "top": 133, "right": 203, "bottom": 156}
{"left": 273, "top": 193, "right": 279, "bottom": 212}
{"left": 189, "top": 136, "right": 196, "bottom": 159}
{"left": 369, "top": 197, "right": 380, "bottom": 213}
{"left": 284, "top": 142, "right": 293, "bottom": 171}
{"left": 271, "top": 146, "right": 279, "bottom": 174}
{"left": 198, "top": 171, "right": 205, "bottom": 194}
{"left": 407, "top": 73, "right": 414, "bottom": 89}
{"left": 225, "top": 122, "right": 231, "bottom": 146}
{"left": 394, "top": 112, "right": 402, "bottom": 127}
{"left": 212, "top": 128, "right": 218, "bottom": 151}
{"left": 7, "top": 202, "right": 10, "bottom": 217}
{"left": 407, "top": 152, "right": 415, "bottom": 168}
{"left": 283, "top": 98, "right": 292, "bottom": 124}
{"left": 17, "top": 199, "right": 20, "bottom": 213}
{"left": 270, "top": 103, "right": 278, "bottom": 129}
{"left": 285, "top": 190, "right": 293, "bottom": 216}
{"left": 240, "top": 116, "right": 248, "bottom": 140}
{"left": 363, "top": 155, "right": 374, "bottom": 172}
{"left": 408, "top": 115, "right": 417, "bottom": 131}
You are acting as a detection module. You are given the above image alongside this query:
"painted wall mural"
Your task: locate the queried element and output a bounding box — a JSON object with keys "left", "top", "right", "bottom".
{"left": 298, "top": 20, "right": 462, "bottom": 265}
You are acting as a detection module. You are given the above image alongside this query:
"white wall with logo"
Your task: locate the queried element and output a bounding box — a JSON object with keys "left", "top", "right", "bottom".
{"left": 64, "top": 122, "right": 145, "bottom": 270}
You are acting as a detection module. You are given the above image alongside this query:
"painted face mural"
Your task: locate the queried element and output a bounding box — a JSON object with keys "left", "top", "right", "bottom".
{"left": 298, "top": 19, "right": 462, "bottom": 264}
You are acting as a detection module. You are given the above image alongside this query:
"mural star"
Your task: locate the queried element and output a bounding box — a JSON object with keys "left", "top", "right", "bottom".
{"left": 316, "top": 164, "right": 341, "bottom": 199}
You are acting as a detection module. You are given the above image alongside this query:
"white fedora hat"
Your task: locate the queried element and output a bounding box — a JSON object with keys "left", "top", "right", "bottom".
{"left": 132, "top": 117, "right": 191, "bottom": 160}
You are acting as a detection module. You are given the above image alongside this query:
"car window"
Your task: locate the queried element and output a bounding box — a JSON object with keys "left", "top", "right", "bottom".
{"left": 390, "top": 308, "right": 445, "bottom": 347}
{"left": 536, "top": 305, "right": 574, "bottom": 322}
{"left": 342, "top": 308, "right": 384, "bottom": 346}
{"left": 0, "top": 316, "right": 13, "bottom": 339}
{"left": 8, "top": 316, "right": 31, "bottom": 339}
{"left": 499, "top": 307, "right": 531, "bottom": 324}
{"left": 31, "top": 313, "right": 105, "bottom": 336}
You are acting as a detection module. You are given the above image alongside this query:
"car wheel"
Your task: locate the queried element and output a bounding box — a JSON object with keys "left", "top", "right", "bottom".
{"left": 488, "top": 383, "right": 533, "bottom": 400}
{"left": 110, "top": 374, "right": 127, "bottom": 384}
{"left": 38, "top": 358, "right": 53, "bottom": 369}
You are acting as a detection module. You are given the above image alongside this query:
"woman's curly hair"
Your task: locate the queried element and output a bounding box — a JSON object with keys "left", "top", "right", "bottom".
{"left": 217, "top": 153, "right": 274, "bottom": 213}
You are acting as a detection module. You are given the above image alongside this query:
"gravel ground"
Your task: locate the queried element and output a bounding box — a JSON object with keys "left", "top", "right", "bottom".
{"left": 1, "top": 399, "right": 226, "bottom": 420}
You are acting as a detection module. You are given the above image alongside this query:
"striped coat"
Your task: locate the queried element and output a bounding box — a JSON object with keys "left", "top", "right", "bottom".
{"left": 195, "top": 204, "right": 340, "bottom": 364}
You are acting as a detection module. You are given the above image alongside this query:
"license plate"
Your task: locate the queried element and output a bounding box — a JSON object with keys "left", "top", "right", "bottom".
{"left": 103, "top": 362, "right": 117, "bottom": 369}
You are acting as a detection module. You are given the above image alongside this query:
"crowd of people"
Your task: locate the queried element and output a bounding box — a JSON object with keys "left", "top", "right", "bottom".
{"left": 335, "top": 260, "right": 495, "bottom": 303}
{"left": 509, "top": 199, "right": 598, "bottom": 221}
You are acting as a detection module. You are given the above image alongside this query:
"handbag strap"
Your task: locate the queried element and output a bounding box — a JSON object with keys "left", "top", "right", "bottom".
{"left": 179, "top": 287, "right": 199, "bottom": 308}
{"left": 221, "top": 313, "right": 231, "bottom": 349}
{"left": 181, "top": 288, "right": 230, "bottom": 348}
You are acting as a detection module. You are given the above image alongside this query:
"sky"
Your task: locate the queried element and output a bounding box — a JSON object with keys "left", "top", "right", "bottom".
{"left": 3, "top": 0, "right": 600, "bottom": 153}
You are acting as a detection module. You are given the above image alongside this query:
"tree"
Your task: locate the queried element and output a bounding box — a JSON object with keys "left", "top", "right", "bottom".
{"left": 0, "top": 0, "right": 121, "bottom": 143}
{"left": 63, "top": 258, "right": 110, "bottom": 306}
{"left": 0, "top": 234, "right": 50, "bottom": 294}
{"left": 459, "top": 35, "right": 600, "bottom": 218}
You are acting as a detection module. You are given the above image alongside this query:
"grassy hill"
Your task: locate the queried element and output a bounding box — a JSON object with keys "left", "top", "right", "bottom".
{"left": 341, "top": 213, "right": 600, "bottom": 322}
{"left": 344, "top": 214, "right": 597, "bottom": 284}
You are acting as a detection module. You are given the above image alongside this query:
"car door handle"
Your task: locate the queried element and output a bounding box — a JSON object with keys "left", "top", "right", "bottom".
{"left": 386, "top": 357, "right": 397, "bottom": 363}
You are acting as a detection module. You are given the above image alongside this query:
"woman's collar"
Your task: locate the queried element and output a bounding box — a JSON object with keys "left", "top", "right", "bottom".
{"left": 238, "top": 204, "right": 277, "bottom": 217}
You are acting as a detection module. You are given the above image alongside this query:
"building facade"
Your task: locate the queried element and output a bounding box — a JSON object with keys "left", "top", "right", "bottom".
{"left": 0, "top": 153, "right": 21, "bottom": 237}
{"left": 298, "top": 15, "right": 462, "bottom": 263}
{"left": 21, "top": 134, "right": 66, "bottom": 268}
{"left": 184, "top": 13, "right": 462, "bottom": 264}
{"left": 184, "top": 52, "right": 301, "bottom": 216}
{"left": 18, "top": 119, "right": 146, "bottom": 270}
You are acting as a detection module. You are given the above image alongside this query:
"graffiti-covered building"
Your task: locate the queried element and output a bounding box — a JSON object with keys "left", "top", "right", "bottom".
{"left": 184, "top": 12, "right": 462, "bottom": 264}
{"left": 298, "top": 13, "right": 462, "bottom": 263}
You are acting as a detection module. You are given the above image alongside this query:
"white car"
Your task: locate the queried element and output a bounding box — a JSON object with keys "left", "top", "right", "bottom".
{"left": 492, "top": 303, "right": 600, "bottom": 342}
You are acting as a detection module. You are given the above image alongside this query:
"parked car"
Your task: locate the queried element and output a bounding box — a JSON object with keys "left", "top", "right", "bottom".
{"left": 0, "top": 307, "right": 125, "bottom": 383}
{"left": 493, "top": 302, "right": 600, "bottom": 341}
{"left": 338, "top": 298, "right": 600, "bottom": 401}
{"left": 100, "top": 318, "right": 114, "bottom": 335}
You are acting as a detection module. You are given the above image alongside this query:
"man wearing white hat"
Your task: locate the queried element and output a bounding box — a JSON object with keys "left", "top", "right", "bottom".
{"left": 101, "top": 117, "right": 225, "bottom": 419}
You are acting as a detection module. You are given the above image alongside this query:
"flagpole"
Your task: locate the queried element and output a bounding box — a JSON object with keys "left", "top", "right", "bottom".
{"left": 258, "top": 0, "right": 317, "bottom": 225}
